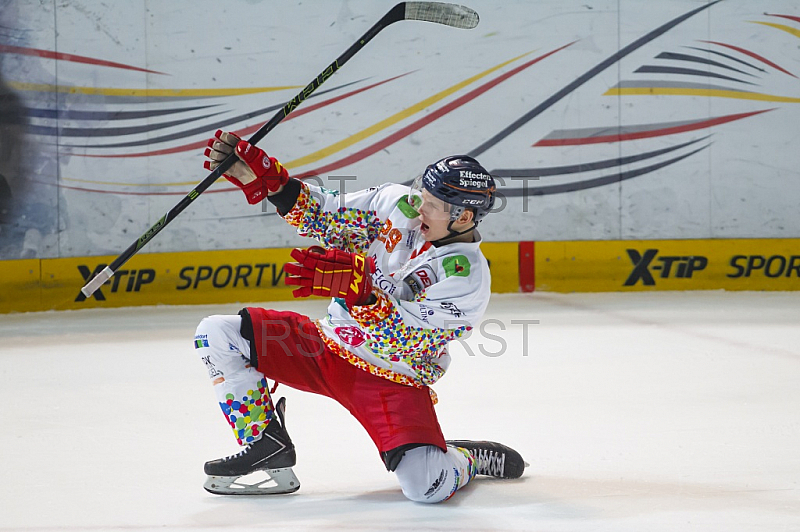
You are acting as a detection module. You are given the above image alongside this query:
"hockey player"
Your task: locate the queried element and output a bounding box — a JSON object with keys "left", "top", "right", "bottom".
{"left": 196, "top": 130, "right": 526, "bottom": 502}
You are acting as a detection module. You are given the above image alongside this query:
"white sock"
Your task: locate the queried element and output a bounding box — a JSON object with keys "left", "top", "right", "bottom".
{"left": 394, "top": 445, "right": 475, "bottom": 503}
{"left": 195, "top": 315, "right": 273, "bottom": 445}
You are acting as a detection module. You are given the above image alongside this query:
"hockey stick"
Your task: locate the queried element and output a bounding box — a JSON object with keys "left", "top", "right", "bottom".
{"left": 80, "top": 2, "right": 478, "bottom": 298}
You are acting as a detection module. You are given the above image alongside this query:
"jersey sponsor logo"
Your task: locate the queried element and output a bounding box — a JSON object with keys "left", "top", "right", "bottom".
{"left": 444, "top": 466, "right": 461, "bottom": 501}
{"left": 372, "top": 265, "right": 397, "bottom": 295}
{"left": 334, "top": 326, "right": 366, "bottom": 347}
{"left": 403, "top": 265, "right": 437, "bottom": 296}
{"left": 319, "top": 186, "right": 340, "bottom": 197}
{"left": 418, "top": 305, "right": 436, "bottom": 323}
{"left": 195, "top": 334, "right": 210, "bottom": 349}
{"left": 625, "top": 249, "right": 708, "bottom": 286}
{"left": 200, "top": 354, "right": 223, "bottom": 378}
{"left": 404, "top": 276, "right": 422, "bottom": 296}
{"left": 414, "top": 266, "right": 435, "bottom": 288}
{"left": 424, "top": 469, "right": 447, "bottom": 498}
{"left": 443, "top": 255, "right": 471, "bottom": 277}
{"left": 439, "top": 301, "right": 464, "bottom": 318}
{"left": 405, "top": 229, "right": 418, "bottom": 249}
{"left": 375, "top": 278, "right": 397, "bottom": 294}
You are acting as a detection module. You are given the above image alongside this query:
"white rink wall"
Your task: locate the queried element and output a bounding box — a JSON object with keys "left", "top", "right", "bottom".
{"left": 1, "top": 0, "right": 799, "bottom": 260}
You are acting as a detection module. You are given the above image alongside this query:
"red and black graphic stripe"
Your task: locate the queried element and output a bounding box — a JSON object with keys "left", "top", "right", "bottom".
{"left": 42, "top": 79, "right": 369, "bottom": 149}
{"left": 0, "top": 44, "right": 166, "bottom": 75}
{"left": 494, "top": 143, "right": 710, "bottom": 197}
{"left": 468, "top": 1, "right": 724, "bottom": 159}
{"left": 533, "top": 109, "right": 772, "bottom": 146}
{"left": 654, "top": 51, "right": 759, "bottom": 78}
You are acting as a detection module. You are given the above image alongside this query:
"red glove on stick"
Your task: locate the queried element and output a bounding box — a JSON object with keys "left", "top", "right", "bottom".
{"left": 285, "top": 246, "right": 375, "bottom": 307}
{"left": 203, "top": 130, "right": 289, "bottom": 204}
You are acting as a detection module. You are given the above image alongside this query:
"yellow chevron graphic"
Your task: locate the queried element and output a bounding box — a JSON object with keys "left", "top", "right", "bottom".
{"left": 284, "top": 51, "right": 534, "bottom": 169}
{"left": 605, "top": 87, "right": 800, "bottom": 103}
{"left": 749, "top": 21, "right": 800, "bottom": 40}
{"left": 65, "top": 52, "right": 535, "bottom": 189}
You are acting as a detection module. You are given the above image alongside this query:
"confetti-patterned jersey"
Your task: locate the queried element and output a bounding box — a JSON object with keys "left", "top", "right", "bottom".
{"left": 281, "top": 181, "right": 491, "bottom": 388}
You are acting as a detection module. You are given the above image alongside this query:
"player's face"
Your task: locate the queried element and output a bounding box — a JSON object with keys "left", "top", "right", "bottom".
{"left": 416, "top": 190, "right": 454, "bottom": 241}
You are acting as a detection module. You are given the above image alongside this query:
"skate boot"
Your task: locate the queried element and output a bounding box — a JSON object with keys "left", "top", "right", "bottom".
{"left": 204, "top": 397, "right": 300, "bottom": 495}
{"left": 446, "top": 440, "right": 528, "bottom": 479}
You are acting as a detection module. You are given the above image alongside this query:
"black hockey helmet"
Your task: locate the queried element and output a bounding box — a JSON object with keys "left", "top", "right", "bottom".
{"left": 414, "top": 155, "right": 496, "bottom": 223}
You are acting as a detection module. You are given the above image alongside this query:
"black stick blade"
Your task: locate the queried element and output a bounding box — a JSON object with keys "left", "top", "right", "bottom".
{"left": 404, "top": 2, "right": 479, "bottom": 29}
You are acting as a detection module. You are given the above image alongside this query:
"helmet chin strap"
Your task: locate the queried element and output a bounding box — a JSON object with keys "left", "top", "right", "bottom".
{"left": 431, "top": 219, "right": 477, "bottom": 247}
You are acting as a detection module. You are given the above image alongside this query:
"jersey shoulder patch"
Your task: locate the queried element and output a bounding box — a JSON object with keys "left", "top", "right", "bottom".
{"left": 403, "top": 264, "right": 438, "bottom": 296}
{"left": 442, "top": 255, "right": 471, "bottom": 277}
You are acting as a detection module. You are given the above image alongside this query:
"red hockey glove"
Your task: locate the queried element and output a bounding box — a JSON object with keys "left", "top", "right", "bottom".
{"left": 203, "top": 129, "right": 289, "bottom": 204}
{"left": 284, "top": 246, "right": 375, "bottom": 307}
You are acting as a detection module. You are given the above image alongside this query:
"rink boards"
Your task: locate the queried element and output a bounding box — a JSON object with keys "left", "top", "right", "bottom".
{"left": 531, "top": 238, "right": 800, "bottom": 293}
{"left": 1, "top": 239, "right": 798, "bottom": 312}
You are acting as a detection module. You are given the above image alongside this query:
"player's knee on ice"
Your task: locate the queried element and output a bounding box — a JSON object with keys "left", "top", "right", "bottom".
{"left": 394, "top": 446, "right": 467, "bottom": 503}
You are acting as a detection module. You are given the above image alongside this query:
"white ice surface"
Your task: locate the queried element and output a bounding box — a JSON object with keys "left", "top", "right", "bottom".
{"left": 1, "top": 292, "right": 799, "bottom": 531}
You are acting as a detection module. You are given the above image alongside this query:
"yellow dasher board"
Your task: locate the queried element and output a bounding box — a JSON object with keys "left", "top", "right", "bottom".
{"left": 0, "top": 243, "right": 520, "bottom": 313}
{"left": 532, "top": 238, "right": 800, "bottom": 292}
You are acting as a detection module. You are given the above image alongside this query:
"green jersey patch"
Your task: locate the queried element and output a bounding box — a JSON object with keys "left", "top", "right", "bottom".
{"left": 443, "top": 255, "right": 471, "bottom": 277}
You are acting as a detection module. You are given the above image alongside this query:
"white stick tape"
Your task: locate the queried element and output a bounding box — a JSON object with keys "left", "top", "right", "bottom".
{"left": 80, "top": 266, "right": 114, "bottom": 297}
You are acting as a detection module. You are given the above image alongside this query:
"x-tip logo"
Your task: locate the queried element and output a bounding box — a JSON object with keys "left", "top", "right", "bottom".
{"left": 625, "top": 249, "right": 708, "bottom": 286}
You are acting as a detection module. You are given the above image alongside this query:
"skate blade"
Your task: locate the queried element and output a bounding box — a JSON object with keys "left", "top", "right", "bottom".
{"left": 204, "top": 467, "right": 300, "bottom": 495}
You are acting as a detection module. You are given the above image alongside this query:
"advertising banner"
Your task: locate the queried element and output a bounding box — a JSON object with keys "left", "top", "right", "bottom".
{"left": 0, "top": 242, "right": 520, "bottom": 313}
{"left": 534, "top": 239, "right": 800, "bottom": 292}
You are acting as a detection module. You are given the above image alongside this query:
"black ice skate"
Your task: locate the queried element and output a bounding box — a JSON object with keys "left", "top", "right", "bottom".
{"left": 446, "top": 440, "right": 528, "bottom": 479}
{"left": 204, "top": 397, "right": 299, "bottom": 495}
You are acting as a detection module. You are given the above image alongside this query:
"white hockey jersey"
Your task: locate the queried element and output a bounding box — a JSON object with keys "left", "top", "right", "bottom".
{"left": 281, "top": 181, "right": 491, "bottom": 388}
